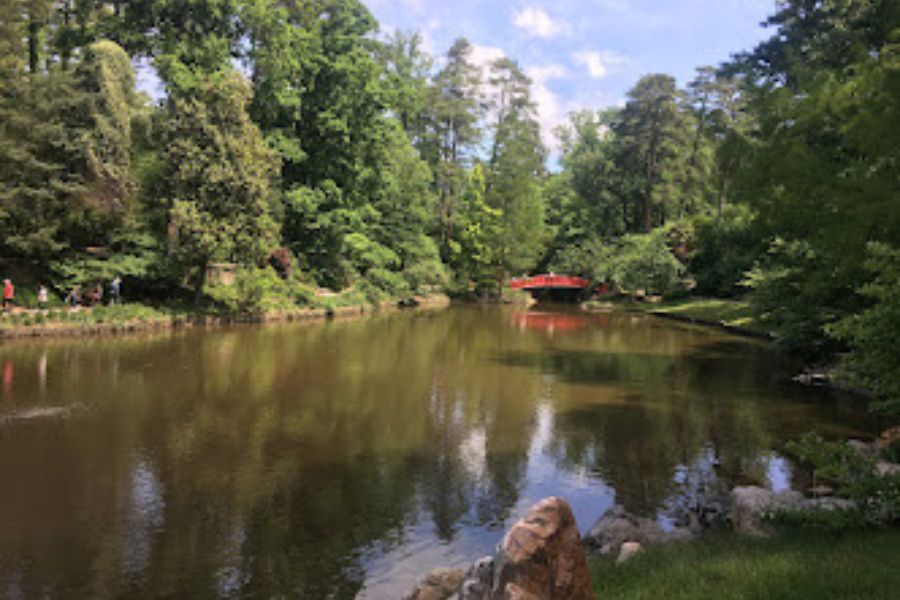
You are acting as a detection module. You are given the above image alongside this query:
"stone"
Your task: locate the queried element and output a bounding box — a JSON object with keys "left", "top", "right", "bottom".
{"left": 616, "top": 542, "right": 644, "bottom": 564}
{"left": 583, "top": 506, "right": 694, "bottom": 556}
{"left": 458, "top": 557, "right": 494, "bottom": 600}
{"left": 875, "top": 461, "right": 900, "bottom": 478}
{"left": 730, "top": 486, "right": 803, "bottom": 537}
{"left": 403, "top": 568, "right": 466, "bottom": 600}
{"left": 847, "top": 439, "right": 877, "bottom": 458}
{"left": 492, "top": 497, "right": 593, "bottom": 600}
{"left": 808, "top": 497, "right": 857, "bottom": 512}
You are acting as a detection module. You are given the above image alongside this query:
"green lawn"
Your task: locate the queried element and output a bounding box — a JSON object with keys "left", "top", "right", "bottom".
{"left": 628, "top": 297, "right": 766, "bottom": 334}
{"left": 591, "top": 528, "right": 900, "bottom": 600}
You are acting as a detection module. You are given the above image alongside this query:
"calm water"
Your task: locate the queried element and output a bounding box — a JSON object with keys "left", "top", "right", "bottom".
{"left": 0, "top": 306, "right": 882, "bottom": 599}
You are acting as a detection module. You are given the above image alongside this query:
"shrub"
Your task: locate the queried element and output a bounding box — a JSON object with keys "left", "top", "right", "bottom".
{"left": 828, "top": 243, "right": 900, "bottom": 414}
{"left": 784, "top": 432, "right": 900, "bottom": 528}
{"left": 690, "top": 205, "right": 765, "bottom": 297}
{"left": 744, "top": 239, "right": 859, "bottom": 357}
{"left": 205, "top": 266, "right": 293, "bottom": 314}
{"left": 611, "top": 230, "right": 686, "bottom": 295}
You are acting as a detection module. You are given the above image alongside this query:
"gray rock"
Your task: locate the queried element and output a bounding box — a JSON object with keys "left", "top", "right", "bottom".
{"left": 403, "top": 568, "right": 466, "bottom": 600}
{"left": 583, "top": 505, "right": 694, "bottom": 556}
{"left": 730, "top": 486, "right": 803, "bottom": 537}
{"left": 807, "top": 497, "right": 857, "bottom": 512}
{"left": 457, "top": 556, "right": 494, "bottom": 600}
{"left": 875, "top": 461, "right": 900, "bottom": 478}
{"left": 848, "top": 439, "right": 877, "bottom": 458}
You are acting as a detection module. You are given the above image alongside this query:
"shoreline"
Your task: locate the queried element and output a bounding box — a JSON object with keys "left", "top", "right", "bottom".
{"left": 0, "top": 294, "right": 451, "bottom": 342}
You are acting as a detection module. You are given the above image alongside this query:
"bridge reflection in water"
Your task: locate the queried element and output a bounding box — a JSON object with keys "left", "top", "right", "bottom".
{"left": 511, "top": 310, "right": 610, "bottom": 335}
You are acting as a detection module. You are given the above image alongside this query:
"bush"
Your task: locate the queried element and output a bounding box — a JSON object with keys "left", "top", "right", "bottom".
{"left": 611, "top": 230, "right": 686, "bottom": 295}
{"left": 205, "top": 266, "right": 293, "bottom": 314}
{"left": 784, "top": 432, "right": 900, "bottom": 528}
{"left": 744, "top": 239, "right": 860, "bottom": 357}
{"left": 829, "top": 243, "right": 900, "bottom": 414}
{"left": 690, "top": 205, "right": 764, "bottom": 297}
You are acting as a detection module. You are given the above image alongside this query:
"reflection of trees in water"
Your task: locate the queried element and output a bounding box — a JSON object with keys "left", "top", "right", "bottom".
{"left": 0, "top": 309, "right": 882, "bottom": 598}
{"left": 0, "top": 309, "right": 540, "bottom": 598}
{"left": 542, "top": 341, "right": 781, "bottom": 515}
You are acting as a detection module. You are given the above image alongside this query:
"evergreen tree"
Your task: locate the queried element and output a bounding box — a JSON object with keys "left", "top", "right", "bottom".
{"left": 160, "top": 71, "right": 281, "bottom": 299}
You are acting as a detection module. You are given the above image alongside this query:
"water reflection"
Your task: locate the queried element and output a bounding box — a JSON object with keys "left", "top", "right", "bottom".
{"left": 0, "top": 307, "right": 884, "bottom": 598}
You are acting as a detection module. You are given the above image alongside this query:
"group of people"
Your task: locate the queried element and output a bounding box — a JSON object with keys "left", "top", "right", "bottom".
{"left": 65, "top": 277, "right": 122, "bottom": 309}
{"left": 1, "top": 276, "right": 122, "bottom": 313}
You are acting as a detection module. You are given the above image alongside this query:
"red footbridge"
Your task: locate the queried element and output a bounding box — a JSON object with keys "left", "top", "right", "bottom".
{"left": 509, "top": 274, "right": 591, "bottom": 302}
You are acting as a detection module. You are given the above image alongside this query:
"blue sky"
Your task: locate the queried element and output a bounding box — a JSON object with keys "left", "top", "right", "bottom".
{"left": 367, "top": 0, "right": 777, "bottom": 148}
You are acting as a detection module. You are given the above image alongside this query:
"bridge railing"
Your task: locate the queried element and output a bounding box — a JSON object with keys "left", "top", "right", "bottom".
{"left": 509, "top": 274, "right": 590, "bottom": 290}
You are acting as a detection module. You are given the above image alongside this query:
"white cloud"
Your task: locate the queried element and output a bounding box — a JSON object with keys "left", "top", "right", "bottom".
{"left": 513, "top": 7, "right": 569, "bottom": 39}
{"left": 526, "top": 64, "right": 568, "bottom": 151}
{"left": 572, "top": 50, "right": 627, "bottom": 79}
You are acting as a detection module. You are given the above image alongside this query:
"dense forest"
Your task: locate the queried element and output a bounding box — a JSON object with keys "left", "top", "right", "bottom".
{"left": 0, "top": 1, "right": 898, "bottom": 411}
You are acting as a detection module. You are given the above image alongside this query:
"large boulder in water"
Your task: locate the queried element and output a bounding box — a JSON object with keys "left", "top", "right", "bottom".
{"left": 492, "top": 497, "right": 593, "bottom": 600}
{"left": 460, "top": 497, "right": 593, "bottom": 600}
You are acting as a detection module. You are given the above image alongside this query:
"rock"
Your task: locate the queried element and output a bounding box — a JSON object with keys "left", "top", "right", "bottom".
{"left": 403, "top": 568, "right": 466, "bottom": 600}
{"left": 583, "top": 506, "right": 694, "bottom": 556}
{"left": 875, "top": 461, "right": 900, "bottom": 478}
{"left": 616, "top": 542, "right": 643, "bottom": 564}
{"left": 730, "top": 486, "right": 803, "bottom": 537}
{"left": 807, "top": 497, "right": 857, "bottom": 512}
{"left": 491, "top": 497, "right": 593, "bottom": 600}
{"left": 793, "top": 372, "right": 830, "bottom": 386}
{"left": 458, "top": 557, "right": 494, "bottom": 600}
{"left": 847, "top": 439, "right": 877, "bottom": 458}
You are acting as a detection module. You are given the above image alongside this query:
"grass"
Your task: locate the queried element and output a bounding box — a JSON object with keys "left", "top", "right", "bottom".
{"left": 591, "top": 528, "right": 900, "bottom": 600}
{"left": 626, "top": 297, "right": 766, "bottom": 334}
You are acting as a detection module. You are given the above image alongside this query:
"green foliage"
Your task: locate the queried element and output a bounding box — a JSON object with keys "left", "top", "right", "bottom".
{"left": 160, "top": 70, "right": 281, "bottom": 296}
{"left": 610, "top": 232, "right": 686, "bottom": 295}
{"left": 204, "top": 266, "right": 293, "bottom": 315}
{"left": 690, "top": 205, "right": 764, "bottom": 297}
{"left": 450, "top": 164, "right": 502, "bottom": 294}
{"left": 786, "top": 432, "right": 900, "bottom": 527}
{"left": 830, "top": 244, "right": 900, "bottom": 414}
{"left": 744, "top": 239, "right": 856, "bottom": 356}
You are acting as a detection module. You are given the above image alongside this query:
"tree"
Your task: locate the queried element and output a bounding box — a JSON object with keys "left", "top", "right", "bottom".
{"left": 614, "top": 74, "right": 689, "bottom": 232}
{"left": 426, "top": 38, "right": 483, "bottom": 248}
{"left": 376, "top": 30, "right": 432, "bottom": 143}
{"left": 160, "top": 71, "right": 281, "bottom": 299}
{"left": 0, "top": 69, "right": 88, "bottom": 261}
{"left": 485, "top": 58, "right": 546, "bottom": 282}
{"left": 450, "top": 164, "right": 501, "bottom": 293}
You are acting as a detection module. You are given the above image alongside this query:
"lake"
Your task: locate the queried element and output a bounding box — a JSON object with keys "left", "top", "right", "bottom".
{"left": 0, "top": 306, "right": 881, "bottom": 598}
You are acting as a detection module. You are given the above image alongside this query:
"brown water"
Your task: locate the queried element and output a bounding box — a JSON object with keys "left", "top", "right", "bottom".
{"left": 0, "top": 306, "right": 882, "bottom": 599}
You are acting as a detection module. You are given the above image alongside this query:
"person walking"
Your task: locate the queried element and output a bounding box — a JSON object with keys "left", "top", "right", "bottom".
{"left": 67, "top": 285, "right": 82, "bottom": 311}
{"left": 38, "top": 285, "right": 49, "bottom": 310}
{"left": 2, "top": 279, "right": 14, "bottom": 312}
{"left": 109, "top": 276, "right": 121, "bottom": 305}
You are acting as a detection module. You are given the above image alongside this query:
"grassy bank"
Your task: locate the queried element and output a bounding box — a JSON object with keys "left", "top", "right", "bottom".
{"left": 586, "top": 296, "right": 769, "bottom": 337}
{"left": 0, "top": 294, "right": 451, "bottom": 339}
{"left": 591, "top": 528, "right": 900, "bottom": 600}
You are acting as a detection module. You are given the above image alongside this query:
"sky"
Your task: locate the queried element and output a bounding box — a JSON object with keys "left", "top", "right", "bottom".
{"left": 366, "top": 0, "right": 778, "bottom": 149}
